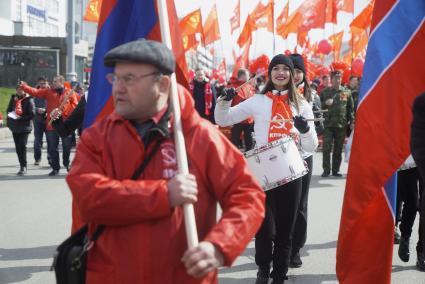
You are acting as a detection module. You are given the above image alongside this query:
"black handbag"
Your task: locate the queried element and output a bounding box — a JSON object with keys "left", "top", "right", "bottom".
{"left": 51, "top": 138, "right": 163, "bottom": 284}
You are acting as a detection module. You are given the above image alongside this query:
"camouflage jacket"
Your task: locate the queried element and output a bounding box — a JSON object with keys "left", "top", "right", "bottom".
{"left": 320, "top": 86, "right": 354, "bottom": 128}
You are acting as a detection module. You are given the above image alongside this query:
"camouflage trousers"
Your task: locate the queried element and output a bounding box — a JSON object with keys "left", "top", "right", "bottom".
{"left": 322, "top": 127, "right": 346, "bottom": 174}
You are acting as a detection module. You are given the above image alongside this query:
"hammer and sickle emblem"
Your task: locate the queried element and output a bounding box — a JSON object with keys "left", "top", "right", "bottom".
{"left": 271, "top": 113, "right": 287, "bottom": 130}
{"left": 161, "top": 143, "right": 177, "bottom": 166}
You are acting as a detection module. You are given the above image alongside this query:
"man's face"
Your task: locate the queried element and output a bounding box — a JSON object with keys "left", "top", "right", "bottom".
{"left": 38, "top": 80, "right": 48, "bottom": 89}
{"left": 16, "top": 87, "right": 25, "bottom": 97}
{"left": 238, "top": 73, "right": 248, "bottom": 83}
{"left": 52, "top": 77, "right": 63, "bottom": 89}
{"left": 349, "top": 77, "right": 359, "bottom": 89}
{"left": 322, "top": 76, "right": 330, "bottom": 86}
{"left": 195, "top": 70, "right": 205, "bottom": 82}
{"left": 331, "top": 74, "right": 342, "bottom": 88}
{"left": 112, "top": 62, "right": 169, "bottom": 122}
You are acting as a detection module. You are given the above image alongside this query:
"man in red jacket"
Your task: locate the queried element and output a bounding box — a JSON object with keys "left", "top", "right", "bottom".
{"left": 19, "top": 76, "right": 79, "bottom": 175}
{"left": 66, "top": 39, "right": 265, "bottom": 284}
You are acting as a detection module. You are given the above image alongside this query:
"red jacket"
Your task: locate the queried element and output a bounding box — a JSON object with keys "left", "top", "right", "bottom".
{"left": 20, "top": 84, "right": 79, "bottom": 131}
{"left": 66, "top": 85, "right": 265, "bottom": 284}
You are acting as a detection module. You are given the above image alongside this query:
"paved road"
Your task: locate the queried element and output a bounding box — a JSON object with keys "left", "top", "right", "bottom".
{"left": 0, "top": 133, "right": 423, "bottom": 283}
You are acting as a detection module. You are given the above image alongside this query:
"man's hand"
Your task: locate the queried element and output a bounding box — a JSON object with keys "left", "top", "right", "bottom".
{"left": 182, "top": 241, "right": 224, "bottom": 278}
{"left": 325, "top": 98, "right": 333, "bottom": 106}
{"left": 167, "top": 173, "right": 198, "bottom": 207}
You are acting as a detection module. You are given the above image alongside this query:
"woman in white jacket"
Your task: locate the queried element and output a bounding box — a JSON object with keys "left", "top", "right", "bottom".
{"left": 215, "top": 54, "right": 318, "bottom": 284}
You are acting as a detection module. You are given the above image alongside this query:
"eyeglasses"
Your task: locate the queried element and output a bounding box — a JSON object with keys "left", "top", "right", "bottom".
{"left": 106, "top": 72, "right": 160, "bottom": 87}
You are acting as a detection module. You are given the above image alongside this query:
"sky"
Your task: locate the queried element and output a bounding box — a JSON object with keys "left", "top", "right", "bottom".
{"left": 174, "top": 0, "right": 370, "bottom": 65}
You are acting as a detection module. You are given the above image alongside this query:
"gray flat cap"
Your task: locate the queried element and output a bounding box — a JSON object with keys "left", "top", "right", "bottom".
{"left": 104, "top": 39, "right": 176, "bottom": 75}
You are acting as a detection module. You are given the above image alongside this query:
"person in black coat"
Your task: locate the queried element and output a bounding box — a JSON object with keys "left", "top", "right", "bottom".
{"left": 411, "top": 92, "right": 425, "bottom": 271}
{"left": 51, "top": 95, "right": 86, "bottom": 138}
{"left": 6, "top": 87, "right": 35, "bottom": 175}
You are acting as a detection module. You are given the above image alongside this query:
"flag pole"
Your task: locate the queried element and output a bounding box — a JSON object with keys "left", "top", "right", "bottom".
{"left": 157, "top": 0, "right": 199, "bottom": 249}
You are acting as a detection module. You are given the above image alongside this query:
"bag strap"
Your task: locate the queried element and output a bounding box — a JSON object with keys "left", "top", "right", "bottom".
{"left": 89, "top": 137, "right": 164, "bottom": 243}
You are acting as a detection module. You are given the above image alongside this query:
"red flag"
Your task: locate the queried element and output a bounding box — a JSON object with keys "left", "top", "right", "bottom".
{"left": 251, "top": 0, "right": 274, "bottom": 32}
{"left": 230, "top": 0, "right": 240, "bottom": 34}
{"left": 350, "top": 1, "right": 375, "bottom": 33}
{"left": 329, "top": 31, "right": 344, "bottom": 60}
{"left": 330, "top": 0, "right": 355, "bottom": 23}
{"left": 351, "top": 29, "right": 369, "bottom": 58}
{"left": 298, "top": 0, "right": 327, "bottom": 33}
{"left": 277, "top": 10, "right": 302, "bottom": 39}
{"left": 276, "top": 2, "right": 289, "bottom": 32}
{"left": 237, "top": 14, "right": 255, "bottom": 48}
{"left": 179, "top": 9, "right": 203, "bottom": 36}
{"left": 297, "top": 31, "right": 308, "bottom": 48}
{"left": 337, "top": 0, "right": 425, "bottom": 283}
{"left": 83, "top": 0, "right": 103, "bottom": 23}
{"left": 203, "top": 4, "right": 221, "bottom": 45}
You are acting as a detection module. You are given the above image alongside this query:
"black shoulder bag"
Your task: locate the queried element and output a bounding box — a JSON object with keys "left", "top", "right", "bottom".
{"left": 52, "top": 138, "right": 163, "bottom": 284}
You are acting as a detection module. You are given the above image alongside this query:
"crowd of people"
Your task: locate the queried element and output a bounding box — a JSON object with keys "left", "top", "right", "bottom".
{"left": 3, "top": 38, "right": 424, "bottom": 283}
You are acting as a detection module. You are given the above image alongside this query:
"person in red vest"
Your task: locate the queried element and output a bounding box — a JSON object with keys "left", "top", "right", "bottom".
{"left": 227, "top": 69, "right": 255, "bottom": 151}
{"left": 19, "top": 75, "right": 79, "bottom": 176}
{"left": 189, "top": 68, "right": 215, "bottom": 123}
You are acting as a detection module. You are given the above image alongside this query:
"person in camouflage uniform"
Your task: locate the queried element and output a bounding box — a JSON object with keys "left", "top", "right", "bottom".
{"left": 320, "top": 70, "right": 354, "bottom": 177}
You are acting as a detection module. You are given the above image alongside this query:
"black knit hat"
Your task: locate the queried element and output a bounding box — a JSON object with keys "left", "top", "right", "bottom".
{"left": 268, "top": 54, "right": 294, "bottom": 76}
{"left": 104, "top": 39, "right": 176, "bottom": 75}
{"left": 289, "top": 53, "right": 306, "bottom": 74}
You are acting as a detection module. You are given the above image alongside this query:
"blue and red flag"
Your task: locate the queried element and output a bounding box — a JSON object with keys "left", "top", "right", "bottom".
{"left": 336, "top": 0, "right": 425, "bottom": 283}
{"left": 83, "top": 0, "right": 189, "bottom": 128}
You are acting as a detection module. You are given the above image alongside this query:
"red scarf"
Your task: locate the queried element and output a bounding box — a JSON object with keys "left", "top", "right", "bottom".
{"left": 265, "top": 90, "right": 293, "bottom": 142}
{"left": 15, "top": 96, "right": 26, "bottom": 116}
{"left": 189, "top": 80, "right": 213, "bottom": 116}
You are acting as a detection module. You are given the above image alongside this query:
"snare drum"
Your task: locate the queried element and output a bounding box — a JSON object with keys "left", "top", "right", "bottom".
{"left": 244, "top": 137, "right": 308, "bottom": 191}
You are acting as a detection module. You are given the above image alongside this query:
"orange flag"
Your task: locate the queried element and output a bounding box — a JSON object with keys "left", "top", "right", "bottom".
{"left": 329, "top": 31, "right": 344, "bottom": 60}
{"left": 203, "top": 4, "right": 221, "bottom": 45}
{"left": 232, "top": 44, "right": 250, "bottom": 77}
{"left": 83, "top": 0, "right": 103, "bottom": 23}
{"left": 251, "top": 0, "right": 274, "bottom": 32}
{"left": 277, "top": 10, "right": 302, "bottom": 39}
{"left": 350, "top": 1, "right": 375, "bottom": 33}
{"left": 230, "top": 0, "right": 240, "bottom": 34}
{"left": 179, "top": 9, "right": 203, "bottom": 36}
{"left": 237, "top": 14, "right": 255, "bottom": 48}
{"left": 297, "top": 31, "right": 309, "bottom": 48}
{"left": 328, "top": 0, "right": 355, "bottom": 23}
{"left": 351, "top": 29, "right": 369, "bottom": 58}
{"left": 276, "top": 1, "right": 289, "bottom": 35}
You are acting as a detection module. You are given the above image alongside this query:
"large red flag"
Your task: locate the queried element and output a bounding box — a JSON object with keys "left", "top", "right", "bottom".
{"left": 182, "top": 34, "right": 199, "bottom": 51}
{"left": 179, "top": 9, "right": 203, "bottom": 36}
{"left": 336, "top": 1, "right": 425, "bottom": 283}
{"left": 331, "top": 0, "right": 355, "bottom": 22}
{"left": 276, "top": 1, "right": 289, "bottom": 33}
{"left": 83, "top": 0, "right": 103, "bottom": 23}
{"left": 237, "top": 14, "right": 255, "bottom": 48}
{"left": 298, "top": 0, "right": 327, "bottom": 33}
{"left": 230, "top": 0, "right": 240, "bottom": 34}
{"left": 203, "top": 4, "right": 221, "bottom": 45}
{"left": 277, "top": 10, "right": 302, "bottom": 39}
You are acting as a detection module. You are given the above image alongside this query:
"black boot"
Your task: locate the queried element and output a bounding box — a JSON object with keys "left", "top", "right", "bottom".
{"left": 290, "top": 250, "right": 303, "bottom": 268}
{"left": 398, "top": 236, "right": 410, "bottom": 262}
{"left": 270, "top": 275, "right": 288, "bottom": 284}
{"left": 417, "top": 252, "right": 425, "bottom": 271}
{"left": 17, "top": 167, "right": 27, "bottom": 176}
{"left": 255, "top": 267, "right": 270, "bottom": 284}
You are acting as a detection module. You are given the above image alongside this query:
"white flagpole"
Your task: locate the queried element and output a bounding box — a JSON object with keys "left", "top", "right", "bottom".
{"left": 157, "top": 0, "right": 199, "bottom": 249}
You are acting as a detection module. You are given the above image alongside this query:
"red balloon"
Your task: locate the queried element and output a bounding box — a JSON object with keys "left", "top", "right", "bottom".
{"left": 318, "top": 39, "right": 332, "bottom": 55}
{"left": 352, "top": 58, "right": 364, "bottom": 76}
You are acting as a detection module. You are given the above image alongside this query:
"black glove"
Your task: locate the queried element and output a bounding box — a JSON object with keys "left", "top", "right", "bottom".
{"left": 293, "top": 115, "right": 310, "bottom": 134}
{"left": 219, "top": 88, "right": 236, "bottom": 101}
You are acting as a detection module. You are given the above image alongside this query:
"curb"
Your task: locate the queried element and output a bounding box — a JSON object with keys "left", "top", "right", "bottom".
{"left": 0, "top": 127, "right": 12, "bottom": 140}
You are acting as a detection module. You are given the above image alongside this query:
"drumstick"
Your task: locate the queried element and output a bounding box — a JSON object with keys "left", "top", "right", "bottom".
{"left": 235, "top": 71, "right": 266, "bottom": 92}
{"left": 269, "top": 118, "right": 325, "bottom": 123}
{"left": 313, "top": 109, "right": 328, "bottom": 113}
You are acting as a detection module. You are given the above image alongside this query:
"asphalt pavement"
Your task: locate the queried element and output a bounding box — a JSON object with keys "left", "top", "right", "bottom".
{"left": 0, "top": 130, "right": 423, "bottom": 283}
